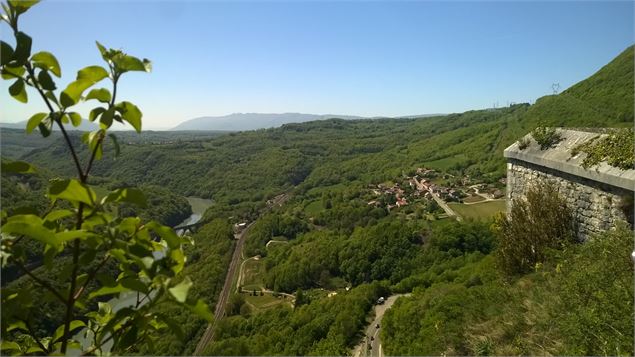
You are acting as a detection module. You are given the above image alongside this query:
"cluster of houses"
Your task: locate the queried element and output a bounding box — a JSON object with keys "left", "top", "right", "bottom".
{"left": 367, "top": 183, "right": 409, "bottom": 210}
{"left": 367, "top": 167, "right": 505, "bottom": 212}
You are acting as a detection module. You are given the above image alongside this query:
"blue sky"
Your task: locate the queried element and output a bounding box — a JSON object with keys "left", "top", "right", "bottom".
{"left": 2, "top": 0, "right": 633, "bottom": 129}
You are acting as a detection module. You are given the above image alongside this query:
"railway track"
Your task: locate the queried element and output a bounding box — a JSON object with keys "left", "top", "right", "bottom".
{"left": 193, "top": 222, "right": 253, "bottom": 355}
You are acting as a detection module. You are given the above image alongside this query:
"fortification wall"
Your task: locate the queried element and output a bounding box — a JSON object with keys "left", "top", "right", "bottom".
{"left": 506, "top": 158, "right": 632, "bottom": 240}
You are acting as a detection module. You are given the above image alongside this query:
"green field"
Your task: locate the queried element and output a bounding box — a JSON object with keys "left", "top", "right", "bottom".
{"left": 423, "top": 154, "right": 468, "bottom": 171}
{"left": 241, "top": 258, "right": 266, "bottom": 291}
{"left": 244, "top": 293, "right": 290, "bottom": 310}
{"left": 304, "top": 200, "right": 324, "bottom": 215}
{"left": 463, "top": 195, "right": 486, "bottom": 203}
{"left": 448, "top": 200, "right": 506, "bottom": 220}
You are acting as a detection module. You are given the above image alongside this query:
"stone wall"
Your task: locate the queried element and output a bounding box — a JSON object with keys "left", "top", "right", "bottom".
{"left": 506, "top": 158, "right": 632, "bottom": 240}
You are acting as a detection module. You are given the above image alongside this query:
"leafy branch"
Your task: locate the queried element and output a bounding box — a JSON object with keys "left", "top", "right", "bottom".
{"left": 0, "top": 1, "right": 211, "bottom": 355}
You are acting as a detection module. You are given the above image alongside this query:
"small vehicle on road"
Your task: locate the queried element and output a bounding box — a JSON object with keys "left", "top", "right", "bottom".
{"left": 377, "top": 296, "right": 385, "bottom": 305}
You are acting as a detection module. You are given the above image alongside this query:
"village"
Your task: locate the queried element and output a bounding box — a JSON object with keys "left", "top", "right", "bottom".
{"left": 367, "top": 167, "right": 505, "bottom": 218}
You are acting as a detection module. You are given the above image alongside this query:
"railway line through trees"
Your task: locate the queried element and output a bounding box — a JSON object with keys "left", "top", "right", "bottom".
{"left": 193, "top": 222, "right": 253, "bottom": 355}
{"left": 193, "top": 192, "right": 290, "bottom": 355}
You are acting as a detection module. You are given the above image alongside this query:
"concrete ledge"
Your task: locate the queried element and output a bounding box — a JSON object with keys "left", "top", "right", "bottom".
{"left": 504, "top": 129, "right": 635, "bottom": 191}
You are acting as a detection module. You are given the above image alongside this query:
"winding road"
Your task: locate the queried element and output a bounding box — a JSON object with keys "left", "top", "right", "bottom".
{"left": 351, "top": 294, "right": 410, "bottom": 357}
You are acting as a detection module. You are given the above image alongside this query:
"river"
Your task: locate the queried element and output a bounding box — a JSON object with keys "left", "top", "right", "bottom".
{"left": 177, "top": 196, "right": 214, "bottom": 227}
{"left": 71, "top": 197, "right": 213, "bottom": 354}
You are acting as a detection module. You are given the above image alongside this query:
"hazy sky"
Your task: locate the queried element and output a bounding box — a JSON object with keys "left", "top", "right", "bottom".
{"left": 1, "top": 0, "right": 633, "bottom": 129}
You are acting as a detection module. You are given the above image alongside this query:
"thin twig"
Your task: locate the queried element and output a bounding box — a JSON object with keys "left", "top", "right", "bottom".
{"left": 73, "top": 255, "right": 110, "bottom": 300}
{"left": 15, "top": 260, "right": 67, "bottom": 305}
{"left": 81, "top": 319, "right": 133, "bottom": 356}
{"left": 61, "top": 211, "right": 83, "bottom": 354}
{"left": 24, "top": 319, "right": 49, "bottom": 354}
{"left": 83, "top": 136, "right": 104, "bottom": 182}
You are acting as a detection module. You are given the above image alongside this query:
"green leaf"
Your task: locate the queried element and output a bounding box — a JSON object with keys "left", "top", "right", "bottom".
{"left": 108, "top": 133, "right": 120, "bottom": 157}
{"left": 170, "top": 248, "right": 185, "bottom": 274}
{"left": 116, "top": 325, "right": 138, "bottom": 351}
{"left": 77, "top": 64, "right": 109, "bottom": 82}
{"left": 7, "top": 321, "right": 27, "bottom": 332}
{"left": 44, "top": 90, "right": 60, "bottom": 106}
{"left": 44, "top": 209, "right": 74, "bottom": 222}
{"left": 12, "top": 31, "right": 32, "bottom": 64}
{"left": 52, "top": 320, "right": 85, "bottom": 343}
{"left": 38, "top": 119, "right": 52, "bottom": 137}
{"left": 8, "top": 0, "right": 39, "bottom": 15}
{"left": 1, "top": 214, "right": 57, "bottom": 245}
{"left": 88, "top": 284, "right": 127, "bottom": 300}
{"left": 89, "top": 107, "right": 106, "bottom": 121}
{"left": 187, "top": 299, "right": 213, "bottom": 322}
{"left": 85, "top": 87, "right": 111, "bottom": 103}
{"left": 168, "top": 277, "right": 192, "bottom": 303}
{"left": 60, "top": 65, "right": 108, "bottom": 107}
{"left": 101, "top": 187, "right": 147, "bottom": 208}
{"left": 115, "top": 101, "right": 142, "bottom": 132}
{"left": 87, "top": 130, "right": 105, "bottom": 160}
{"left": 0, "top": 340, "right": 21, "bottom": 352}
{"left": 25, "top": 112, "right": 47, "bottom": 133}
{"left": 25, "top": 346, "right": 44, "bottom": 354}
{"left": 113, "top": 54, "right": 152, "bottom": 73}
{"left": 1, "top": 160, "right": 36, "bottom": 173}
{"left": 147, "top": 221, "right": 181, "bottom": 249}
{"left": 1, "top": 41, "right": 14, "bottom": 66}
{"left": 37, "top": 69, "right": 56, "bottom": 90}
{"left": 68, "top": 112, "right": 82, "bottom": 127}
{"left": 55, "top": 230, "right": 94, "bottom": 242}
{"left": 95, "top": 41, "right": 108, "bottom": 59}
{"left": 1, "top": 64, "right": 25, "bottom": 79}
{"left": 100, "top": 107, "right": 114, "bottom": 129}
{"left": 31, "top": 51, "right": 61, "bottom": 77}
{"left": 48, "top": 179, "right": 97, "bottom": 206}
{"left": 9, "top": 79, "right": 27, "bottom": 103}
{"left": 120, "top": 277, "right": 149, "bottom": 293}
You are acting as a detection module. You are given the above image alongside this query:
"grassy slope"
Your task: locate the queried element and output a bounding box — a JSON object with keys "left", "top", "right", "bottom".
{"left": 448, "top": 200, "right": 506, "bottom": 220}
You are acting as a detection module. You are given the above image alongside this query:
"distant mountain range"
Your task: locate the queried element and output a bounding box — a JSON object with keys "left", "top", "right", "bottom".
{"left": 170, "top": 113, "right": 366, "bottom": 131}
{"left": 0, "top": 120, "right": 99, "bottom": 132}
{"left": 170, "top": 112, "right": 446, "bottom": 131}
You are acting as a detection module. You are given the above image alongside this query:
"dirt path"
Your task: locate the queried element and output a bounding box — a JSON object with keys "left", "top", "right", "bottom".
{"left": 463, "top": 197, "right": 505, "bottom": 205}
{"left": 265, "top": 239, "right": 289, "bottom": 248}
{"left": 351, "top": 294, "right": 410, "bottom": 357}
{"left": 236, "top": 256, "right": 258, "bottom": 290}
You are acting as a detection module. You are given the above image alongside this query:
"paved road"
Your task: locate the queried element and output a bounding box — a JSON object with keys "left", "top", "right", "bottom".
{"left": 413, "top": 177, "right": 462, "bottom": 221}
{"left": 430, "top": 194, "right": 462, "bottom": 221}
{"left": 352, "top": 294, "right": 410, "bottom": 357}
{"left": 193, "top": 222, "right": 253, "bottom": 355}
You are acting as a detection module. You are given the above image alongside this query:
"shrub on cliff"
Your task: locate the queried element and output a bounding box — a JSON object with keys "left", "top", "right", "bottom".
{"left": 493, "top": 183, "right": 576, "bottom": 276}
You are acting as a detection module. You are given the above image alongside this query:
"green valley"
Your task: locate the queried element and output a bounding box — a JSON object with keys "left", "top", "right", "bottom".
{"left": 1, "top": 1, "right": 633, "bottom": 354}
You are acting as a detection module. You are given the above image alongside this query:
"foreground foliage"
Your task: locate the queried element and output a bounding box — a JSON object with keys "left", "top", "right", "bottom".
{"left": 494, "top": 183, "right": 575, "bottom": 276}
{"left": 382, "top": 223, "right": 634, "bottom": 356}
{"left": 0, "top": 2, "right": 208, "bottom": 355}
{"left": 571, "top": 128, "right": 635, "bottom": 170}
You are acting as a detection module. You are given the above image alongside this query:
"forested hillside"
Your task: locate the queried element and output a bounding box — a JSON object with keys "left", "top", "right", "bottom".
{"left": 1, "top": 45, "right": 632, "bottom": 355}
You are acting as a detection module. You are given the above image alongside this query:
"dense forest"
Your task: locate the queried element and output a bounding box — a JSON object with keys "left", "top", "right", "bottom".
{"left": 1, "top": 45, "right": 633, "bottom": 355}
